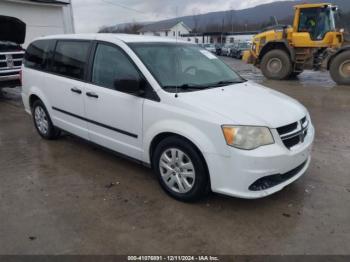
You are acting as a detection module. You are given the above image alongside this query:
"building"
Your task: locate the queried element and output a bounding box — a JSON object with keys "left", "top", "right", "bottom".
{"left": 139, "top": 21, "right": 191, "bottom": 39}
{"left": 182, "top": 31, "right": 258, "bottom": 45}
{"left": 0, "top": 0, "right": 75, "bottom": 47}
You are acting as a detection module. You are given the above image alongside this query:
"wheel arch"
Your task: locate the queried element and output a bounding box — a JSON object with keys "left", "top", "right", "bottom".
{"left": 149, "top": 132, "right": 210, "bottom": 173}
{"left": 27, "top": 88, "right": 51, "bottom": 114}
{"left": 144, "top": 118, "right": 226, "bottom": 162}
{"left": 29, "top": 94, "right": 41, "bottom": 109}
{"left": 258, "top": 41, "right": 294, "bottom": 62}
{"left": 327, "top": 46, "right": 350, "bottom": 70}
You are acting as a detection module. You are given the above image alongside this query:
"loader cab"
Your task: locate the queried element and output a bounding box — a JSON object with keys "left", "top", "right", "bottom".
{"left": 292, "top": 4, "right": 341, "bottom": 47}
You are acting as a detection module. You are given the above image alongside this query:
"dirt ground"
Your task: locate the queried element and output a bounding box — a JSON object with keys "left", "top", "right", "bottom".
{"left": 0, "top": 58, "right": 349, "bottom": 255}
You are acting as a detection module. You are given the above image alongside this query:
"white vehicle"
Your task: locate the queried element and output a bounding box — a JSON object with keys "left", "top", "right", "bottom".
{"left": 202, "top": 44, "right": 216, "bottom": 54}
{"left": 221, "top": 44, "right": 234, "bottom": 56}
{"left": 22, "top": 34, "right": 315, "bottom": 202}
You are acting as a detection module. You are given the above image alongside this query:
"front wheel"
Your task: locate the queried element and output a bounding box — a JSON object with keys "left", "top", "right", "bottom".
{"left": 261, "top": 50, "right": 293, "bottom": 80}
{"left": 152, "top": 136, "right": 210, "bottom": 202}
{"left": 330, "top": 51, "right": 350, "bottom": 85}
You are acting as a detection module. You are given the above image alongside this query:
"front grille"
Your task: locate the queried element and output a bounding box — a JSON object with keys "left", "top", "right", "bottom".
{"left": 14, "top": 60, "right": 22, "bottom": 67}
{"left": 12, "top": 53, "right": 24, "bottom": 59}
{"left": 249, "top": 160, "right": 307, "bottom": 191}
{"left": 301, "top": 117, "right": 307, "bottom": 125}
{"left": 283, "top": 135, "right": 302, "bottom": 149}
{"left": 277, "top": 117, "right": 309, "bottom": 149}
{"left": 0, "top": 52, "right": 24, "bottom": 71}
{"left": 277, "top": 122, "right": 298, "bottom": 135}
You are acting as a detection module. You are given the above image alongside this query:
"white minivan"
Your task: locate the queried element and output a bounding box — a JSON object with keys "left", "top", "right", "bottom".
{"left": 22, "top": 34, "right": 315, "bottom": 201}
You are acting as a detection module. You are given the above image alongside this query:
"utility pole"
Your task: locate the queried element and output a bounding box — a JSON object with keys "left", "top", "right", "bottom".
{"left": 231, "top": 11, "right": 233, "bottom": 33}
{"left": 221, "top": 18, "right": 225, "bottom": 45}
{"left": 176, "top": 6, "right": 178, "bottom": 41}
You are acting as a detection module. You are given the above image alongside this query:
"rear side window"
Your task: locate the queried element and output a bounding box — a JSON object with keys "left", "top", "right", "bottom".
{"left": 25, "top": 40, "right": 52, "bottom": 70}
{"left": 52, "top": 41, "right": 90, "bottom": 80}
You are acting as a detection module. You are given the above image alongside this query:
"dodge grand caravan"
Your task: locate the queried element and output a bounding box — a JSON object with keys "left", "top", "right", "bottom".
{"left": 22, "top": 34, "right": 315, "bottom": 201}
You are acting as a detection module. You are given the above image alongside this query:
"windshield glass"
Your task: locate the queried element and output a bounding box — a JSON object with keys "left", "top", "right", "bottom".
{"left": 298, "top": 7, "right": 336, "bottom": 40}
{"left": 130, "top": 43, "right": 245, "bottom": 92}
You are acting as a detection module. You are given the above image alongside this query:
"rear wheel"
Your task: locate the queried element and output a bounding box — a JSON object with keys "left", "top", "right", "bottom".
{"left": 32, "top": 100, "right": 61, "bottom": 140}
{"left": 261, "top": 50, "right": 293, "bottom": 80}
{"left": 330, "top": 51, "right": 350, "bottom": 85}
{"left": 152, "top": 136, "right": 210, "bottom": 202}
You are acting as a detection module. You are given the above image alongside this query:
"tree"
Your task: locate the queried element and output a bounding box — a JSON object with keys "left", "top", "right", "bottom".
{"left": 98, "top": 22, "right": 143, "bottom": 34}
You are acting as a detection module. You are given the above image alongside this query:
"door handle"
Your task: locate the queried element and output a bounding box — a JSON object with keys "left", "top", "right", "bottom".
{"left": 71, "top": 87, "right": 82, "bottom": 94}
{"left": 86, "top": 92, "right": 99, "bottom": 99}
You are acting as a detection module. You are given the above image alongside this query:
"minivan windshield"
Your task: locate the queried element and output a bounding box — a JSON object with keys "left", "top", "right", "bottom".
{"left": 130, "top": 43, "right": 246, "bottom": 92}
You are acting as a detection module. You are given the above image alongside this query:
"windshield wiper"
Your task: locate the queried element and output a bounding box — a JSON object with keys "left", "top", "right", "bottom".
{"left": 163, "top": 84, "right": 208, "bottom": 90}
{"left": 163, "top": 79, "right": 247, "bottom": 92}
{"left": 209, "top": 80, "right": 247, "bottom": 87}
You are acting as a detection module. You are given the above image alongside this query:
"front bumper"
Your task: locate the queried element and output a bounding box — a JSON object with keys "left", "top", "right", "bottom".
{"left": 205, "top": 124, "right": 315, "bottom": 199}
{"left": 0, "top": 72, "right": 21, "bottom": 88}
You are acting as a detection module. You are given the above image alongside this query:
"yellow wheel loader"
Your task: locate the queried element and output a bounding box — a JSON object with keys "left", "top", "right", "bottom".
{"left": 243, "top": 3, "right": 350, "bottom": 85}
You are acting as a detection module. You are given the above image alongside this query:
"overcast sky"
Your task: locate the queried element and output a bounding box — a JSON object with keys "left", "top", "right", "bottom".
{"left": 72, "top": 0, "right": 291, "bottom": 33}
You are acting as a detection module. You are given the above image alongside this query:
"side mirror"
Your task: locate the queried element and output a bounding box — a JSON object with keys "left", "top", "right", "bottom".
{"left": 114, "top": 77, "right": 145, "bottom": 96}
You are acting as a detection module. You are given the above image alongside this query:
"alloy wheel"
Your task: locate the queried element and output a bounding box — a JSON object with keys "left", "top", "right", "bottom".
{"left": 159, "top": 148, "right": 196, "bottom": 194}
{"left": 34, "top": 106, "right": 49, "bottom": 135}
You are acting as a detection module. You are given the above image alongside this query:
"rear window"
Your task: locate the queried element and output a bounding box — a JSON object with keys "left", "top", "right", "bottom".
{"left": 25, "top": 40, "right": 53, "bottom": 70}
{"left": 51, "top": 41, "right": 90, "bottom": 81}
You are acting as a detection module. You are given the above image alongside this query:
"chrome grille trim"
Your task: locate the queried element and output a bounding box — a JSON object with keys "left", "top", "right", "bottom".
{"left": 277, "top": 117, "right": 309, "bottom": 149}
{"left": 0, "top": 51, "right": 24, "bottom": 77}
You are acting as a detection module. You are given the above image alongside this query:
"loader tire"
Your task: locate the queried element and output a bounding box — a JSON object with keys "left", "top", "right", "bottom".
{"left": 261, "top": 50, "right": 293, "bottom": 80}
{"left": 330, "top": 51, "right": 350, "bottom": 85}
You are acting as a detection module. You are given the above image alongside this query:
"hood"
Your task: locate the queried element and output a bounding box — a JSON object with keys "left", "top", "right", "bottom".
{"left": 180, "top": 81, "right": 307, "bottom": 128}
{"left": 0, "top": 16, "right": 26, "bottom": 44}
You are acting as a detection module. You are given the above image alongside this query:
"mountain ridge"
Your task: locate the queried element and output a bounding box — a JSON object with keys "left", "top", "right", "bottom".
{"left": 101, "top": 0, "right": 350, "bottom": 32}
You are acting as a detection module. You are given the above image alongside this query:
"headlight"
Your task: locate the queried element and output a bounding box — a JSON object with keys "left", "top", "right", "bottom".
{"left": 222, "top": 126, "right": 274, "bottom": 150}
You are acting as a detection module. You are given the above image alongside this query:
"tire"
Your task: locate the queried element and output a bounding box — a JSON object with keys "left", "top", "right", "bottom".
{"left": 261, "top": 49, "right": 293, "bottom": 80}
{"left": 152, "top": 136, "right": 210, "bottom": 202}
{"left": 32, "top": 100, "right": 61, "bottom": 140}
{"left": 330, "top": 51, "right": 350, "bottom": 85}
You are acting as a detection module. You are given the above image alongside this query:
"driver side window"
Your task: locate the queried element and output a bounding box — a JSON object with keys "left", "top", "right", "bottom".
{"left": 92, "top": 44, "right": 141, "bottom": 90}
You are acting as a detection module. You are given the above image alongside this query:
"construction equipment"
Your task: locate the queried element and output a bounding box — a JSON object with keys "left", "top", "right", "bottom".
{"left": 243, "top": 3, "right": 350, "bottom": 85}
